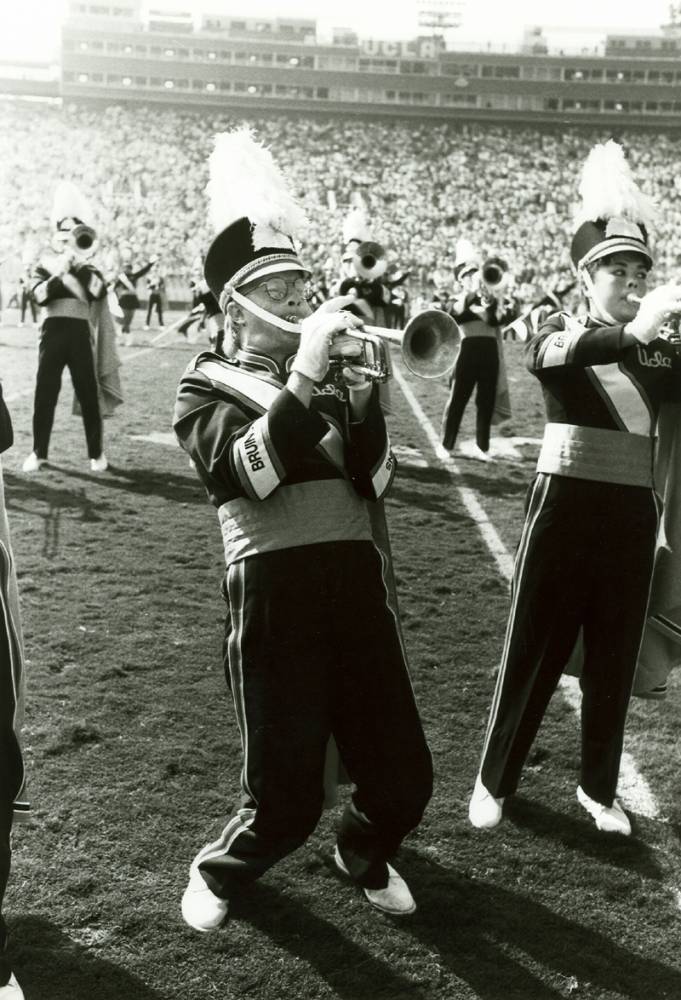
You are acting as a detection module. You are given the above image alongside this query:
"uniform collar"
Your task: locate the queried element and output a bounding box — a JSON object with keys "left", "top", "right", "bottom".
{"left": 235, "top": 348, "right": 296, "bottom": 381}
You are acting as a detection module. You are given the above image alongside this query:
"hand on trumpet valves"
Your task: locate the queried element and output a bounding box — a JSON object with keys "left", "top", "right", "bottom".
{"left": 291, "top": 295, "right": 363, "bottom": 383}
{"left": 625, "top": 284, "right": 681, "bottom": 344}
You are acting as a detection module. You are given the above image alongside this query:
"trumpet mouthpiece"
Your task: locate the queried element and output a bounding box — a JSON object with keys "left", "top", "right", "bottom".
{"left": 627, "top": 293, "right": 643, "bottom": 303}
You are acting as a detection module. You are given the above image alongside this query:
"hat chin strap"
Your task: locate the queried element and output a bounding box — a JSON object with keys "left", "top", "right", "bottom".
{"left": 580, "top": 267, "right": 619, "bottom": 326}
{"left": 227, "top": 288, "right": 301, "bottom": 334}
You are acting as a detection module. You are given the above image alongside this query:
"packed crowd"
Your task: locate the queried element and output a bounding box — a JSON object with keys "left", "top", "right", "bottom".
{"left": 3, "top": 100, "right": 681, "bottom": 307}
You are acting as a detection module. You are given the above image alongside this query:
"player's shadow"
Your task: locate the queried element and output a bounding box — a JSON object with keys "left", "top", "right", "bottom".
{"left": 460, "top": 469, "right": 529, "bottom": 497}
{"left": 9, "top": 915, "right": 163, "bottom": 1000}
{"left": 398, "top": 848, "right": 681, "bottom": 1000}
{"left": 4, "top": 472, "right": 102, "bottom": 526}
{"left": 504, "top": 796, "right": 663, "bottom": 880}
{"left": 231, "top": 880, "right": 427, "bottom": 1000}
{"left": 388, "top": 481, "right": 468, "bottom": 522}
{"left": 57, "top": 465, "right": 204, "bottom": 505}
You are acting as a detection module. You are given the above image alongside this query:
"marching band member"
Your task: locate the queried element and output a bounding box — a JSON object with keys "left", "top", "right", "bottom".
{"left": 440, "top": 241, "right": 517, "bottom": 461}
{"left": 335, "top": 205, "right": 391, "bottom": 326}
{"left": 174, "top": 129, "right": 432, "bottom": 932}
{"left": 0, "top": 389, "right": 27, "bottom": 1000}
{"left": 22, "top": 183, "right": 119, "bottom": 474}
{"left": 111, "top": 248, "right": 156, "bottom": 344}
{"left": 469, "top": 140, "right": 681, "bottom": 836}
{"left": 143, "top": 262, "right": 165, "bottom": 330}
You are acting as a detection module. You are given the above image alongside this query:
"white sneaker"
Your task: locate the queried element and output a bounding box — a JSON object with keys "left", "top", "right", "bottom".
{"left": 0, "top": 973, "right": 25, "bottom": 999}
{"left": 90, "top": 454, "right": 108, "bottom": 472}
{"left": 181, "top": 863, "right": 229, "bottom": 932}
{"left": 577, "top": 786, "right": 631, "bottom": 835}
{"left": 334, "top": 846, "right": 416, "bottom": 916}
{"left": 471, "top": 444, "right": 495, "bottom": 463}
{"left": 469, "top": 774, "right": 504, "bottom": 829}
{"left": 22, "top": 452, "right": 46, "bottom": 473}
{"left": 143, "top": 324, "right": 150, "bottom": 331}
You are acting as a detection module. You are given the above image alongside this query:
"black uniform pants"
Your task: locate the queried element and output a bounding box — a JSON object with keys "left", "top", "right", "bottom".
{"left": 32, "top": 323, "right": 102, "bottom": 460}
{"left": 480, "top": 473, "right": 658, "bottom": 807}
{"left": 20, "top": 291, "right": 36, "bottom": 324}
{"left": 145, "top": 293, "right": 163, "bottom": 326}
{"left": 197, "top": 540, "right": 433, "bottom": 897}
{"left": 0, "top": 583, "right": 23, "bottom": 988}
{"left": 441, "top": 337, "right": 499, "bottom": 452}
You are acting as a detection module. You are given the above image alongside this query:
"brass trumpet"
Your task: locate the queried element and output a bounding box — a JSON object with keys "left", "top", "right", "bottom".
{"left": 330, "top": 309, "right": 461, "bottom": 382}
{"left": 480, "top": 257, "right": 507, "bottom": 289}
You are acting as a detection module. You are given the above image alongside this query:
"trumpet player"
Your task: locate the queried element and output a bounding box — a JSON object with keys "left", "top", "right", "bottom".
{"left": 440, "top": 241, "right": 517, "bottom": 461}
{"left": 469, "top": 141, "right": 681, "bottom": 836}
{"left": 173, "top": 129, "right": 431, "bottom": 933}
{"left": 22, "top": 183, "right": 112, "bottom": 474}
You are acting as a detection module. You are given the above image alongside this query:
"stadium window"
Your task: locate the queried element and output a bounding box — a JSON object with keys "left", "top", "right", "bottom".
{"left": 206, "top": 82, "right": 216, "bottom": 92}
{"left": 122, "top": 76, "right": 132, "bottom": 86}
{"left": 78, "top": 73, "right": 89, "bottom": 83}
{"left": 79, "top": 41, "right": 88, "bottom": 51}
{"left": 208, "top": 51, "right": 216, "bottom": 59}
{"left": 316, "top": 87, "right": 329, "bottom": 98}
{"left": 661, "top": 71, "right": 674, "bottom": 83}
{"left": 632, "top": 70, "right": 646, "bottom": 82}
{"left": 646, "top": 101, "right": 659, "bottom": 111}
{"left": 124, "top": 44, "right": 132, "bottom": 54}
{"left": 164, "top": 49, "right": 175, "bottom": 57}
{"left": 481, "top": 65, "right": 493, "bottom": 77}
{"left": 545, "top": 98, "right": 559, "bottom": 110}
{"left": 135, "top": 76, "right": 146, "bottom": 85}
{"left": 219, "top": 81, "right": 231, "bottom": 91}
{"left": 261, "top": 53, "right": 273, "bottom": 64}
{"left": 289, "top": 57, "right": 299, "bottom": 66}
{"left": 93, "top": 72, "right": 104, "bottom": 82}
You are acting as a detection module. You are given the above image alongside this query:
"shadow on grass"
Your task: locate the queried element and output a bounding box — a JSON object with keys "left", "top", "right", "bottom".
{"left": 55, "top": 465, "right": 204, "bottom": 505}
{"left": 505, "top": 797, "right": 664, "bottom": 880}
{"left": 5, "top": 472, "right": 102, "bottom": 524}
{"left": 233, "top": 880, "right": 427, "bottom": 1000}
{"left": 400, "top": 849, "right": 681, "bottom": 1000}
{"left": 388, "top": 482, "right": 469, "bottom": 521}
{"left": 9, "top": 915, "right": 163, "bottom": 1000}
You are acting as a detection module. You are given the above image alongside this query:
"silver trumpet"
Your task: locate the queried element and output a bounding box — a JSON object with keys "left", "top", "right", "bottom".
{"left": 68, "top": 224, "right": 97, "bottom": 257}
{"left": 328, "top": 309, "right": 461, "bottom": 382}
{"left": 352, "top": 240, "right": 387, "bottom": 281}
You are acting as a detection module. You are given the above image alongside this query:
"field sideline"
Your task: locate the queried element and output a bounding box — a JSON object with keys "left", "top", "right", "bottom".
{"left": 1, "top": 315, "right": 681, "bottom": 1000}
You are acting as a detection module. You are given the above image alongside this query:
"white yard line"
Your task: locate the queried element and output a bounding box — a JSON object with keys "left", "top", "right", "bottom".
{"left": 392, "top": 364, "right": 661, "bottom": 820}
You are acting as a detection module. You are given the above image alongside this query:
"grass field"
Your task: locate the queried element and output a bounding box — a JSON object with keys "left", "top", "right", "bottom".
{"left": 2, "top": 310, "right": 681, "bottom": 1000}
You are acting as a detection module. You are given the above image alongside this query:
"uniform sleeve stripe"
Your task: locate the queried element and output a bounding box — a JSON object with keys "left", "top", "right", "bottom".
{"left": 537, "top": 329, "right": 583, "bottom": 368}
{"left": 233, "top": 415, "right": 281, "bottom": 500}
{"left": 371, "top": 440, "right": 395, "bottom": 498}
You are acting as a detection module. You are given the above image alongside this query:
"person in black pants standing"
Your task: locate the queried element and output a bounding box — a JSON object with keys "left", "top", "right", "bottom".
{"left": 112, "top": 249, "right": 156, "bottom": 344}
{"left": 143, "top": 263, "right": 165, "bottom": 330}
{"left": 17, "top": 269, "right": 37, "bottom": 329}
{"left": 469, "top": 140, "right": 681, "bottom": 836}
{"left": 440, "top": 242, "right": 517, "bottom": 462}
{"left": 22, "top": 183, "right": 109, "bottom": 473}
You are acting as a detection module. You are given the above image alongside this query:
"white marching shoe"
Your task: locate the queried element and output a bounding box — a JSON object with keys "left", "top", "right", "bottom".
{"left": 469, "top": 774, "right": 505, "bottom": 829}
{"left": 333, "top": 846, "right": 416, "bottom": 916}
{"left": 90, "top": 454, "right": 108, "bottom": 473}
{"left": 577, "top": 786, "right": 631, "bottom": 836}
{"left": 22, "top": 452, "right": 46, "bottom": 473}
{"left": 0, "top": 973, "right": 25, "bottom": 999}
{"left": 470, "top": 444, "right": 495, "bottom": 463}
{"left": 181, "top": 863, "right": 229, "bottom": 932}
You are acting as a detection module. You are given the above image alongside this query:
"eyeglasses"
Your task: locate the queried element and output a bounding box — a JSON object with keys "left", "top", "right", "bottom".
{"left": 253, "top": 276, "right": 311, "bottom": 302}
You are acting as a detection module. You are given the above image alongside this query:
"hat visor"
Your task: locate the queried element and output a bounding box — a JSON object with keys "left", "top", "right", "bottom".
{"left": 579, "top": 238, "right": 652, "bottom": 270}
{"left": 235, "top": 259, "right": 311, "bottom": 288}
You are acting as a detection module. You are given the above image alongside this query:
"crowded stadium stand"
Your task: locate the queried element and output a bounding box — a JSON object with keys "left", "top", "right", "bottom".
{"left": 3, "top": 3, "right": 681, "bottom": 311}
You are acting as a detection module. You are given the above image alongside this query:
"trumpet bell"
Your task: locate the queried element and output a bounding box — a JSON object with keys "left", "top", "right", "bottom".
{"left": 71, "top": 224, "right": 97, "bottom": 255}
{"left": 353, "top": 240, "right": 387, "bottom": 280}
{"left": 401, "top": 309, "right": 460, "bottom": 379}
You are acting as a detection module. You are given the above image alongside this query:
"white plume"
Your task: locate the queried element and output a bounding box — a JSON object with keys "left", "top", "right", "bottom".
{"left": 576, "top": 140, "right": 657, "bottom": 228}
{"left": 206, "top": 128, "right": 309, "bottom": 238}
{"left": 454, "top": 238, "right": 480, "bottom": 268}
{"left": 50, "top": 182, "right": 94, "bottom": 227}
{"left": 343, "top": 206, "right": 371, "bottom": 245}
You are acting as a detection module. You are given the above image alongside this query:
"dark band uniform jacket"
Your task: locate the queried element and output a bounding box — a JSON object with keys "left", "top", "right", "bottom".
{"left": 174, "top": 347, "right": 395, "bottom": 561}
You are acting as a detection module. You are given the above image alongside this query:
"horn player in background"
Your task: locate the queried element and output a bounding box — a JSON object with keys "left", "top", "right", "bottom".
{"left": 174, "top": 129, "right": 432, "bottom": 934}
{"left": 335, "top": 204, "right": 392, "bottom": 327}
{"left": 22, "top": 182, "right": 121, "bottom": 474}
{"left": 440, "top": 240, "right": 519, "bottom": 462}
{"left": 469, "top": 141, "right": 681, "bottom": 837}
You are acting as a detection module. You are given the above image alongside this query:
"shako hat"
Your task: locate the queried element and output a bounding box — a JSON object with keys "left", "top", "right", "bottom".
{"left": 203, "top": 128, "right": 310, "bottom": 308}
{"left": 453, "top": 238, "right": 481, "bottom": 280}
{"left": 571, "top": 140, "right": 656, "bottom": 271}
{"left": 50, "top": 181, "right": 94, "bottom": 241}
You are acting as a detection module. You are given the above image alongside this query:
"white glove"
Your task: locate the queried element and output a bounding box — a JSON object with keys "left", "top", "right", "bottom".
{"left": 291, "top": 296, "right": 362, "bottom": 382}
{"left": 626, "top": 284, "right": 681, "bottom": 344}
